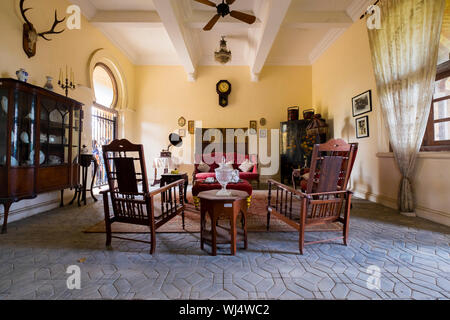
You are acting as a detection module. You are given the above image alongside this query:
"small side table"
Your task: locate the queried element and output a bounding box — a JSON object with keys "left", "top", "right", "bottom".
{"left": 199, "top": 190, "right": 249, "bottom": 256}
{"left": 152, "top": 157, "right": 175, "bottom": 186}
{"left": 160, "top": 173, "right": 189, "bottom": 203}
{"left": 70, "top": 154, "right": 98, "bottom": 206}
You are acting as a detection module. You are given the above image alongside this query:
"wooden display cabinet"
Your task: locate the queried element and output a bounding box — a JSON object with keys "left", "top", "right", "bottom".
{"left": 0, "top": 78, "right": 83, "bottom": 233}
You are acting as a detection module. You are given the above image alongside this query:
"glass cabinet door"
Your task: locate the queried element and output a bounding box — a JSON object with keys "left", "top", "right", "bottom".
{"left": 72, "top": 108, "right": 81, "bottom": 164}
{"left": 0, "top": 88, "right": 8, "bottom": 166}
{"left": 11, "top": 90, "right": 36, "bottom": 167}
{"left": 40, "top": 97, "right": 70, "bottom": 166}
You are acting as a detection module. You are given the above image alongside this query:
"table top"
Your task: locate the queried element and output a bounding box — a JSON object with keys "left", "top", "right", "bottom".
{"left": 198, "top": 190, "right": 249, "bottom": 201}
{"left": 195, "top": 179, "right": 251, "bottom": 186}
{"left": 161, "top": 173, "right": 187, "bottom": 177}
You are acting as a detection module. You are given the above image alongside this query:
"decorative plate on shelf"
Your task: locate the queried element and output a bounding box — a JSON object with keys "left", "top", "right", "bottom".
{"left": 178, "top": 116, "right": 186, "bottom": 127}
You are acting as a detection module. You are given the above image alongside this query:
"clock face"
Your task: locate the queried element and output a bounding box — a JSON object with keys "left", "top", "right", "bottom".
{"left": 218, "top": 81, "right": 230, "bottom": 93}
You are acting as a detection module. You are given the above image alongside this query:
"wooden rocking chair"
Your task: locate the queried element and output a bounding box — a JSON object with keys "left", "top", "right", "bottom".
{"left": 267, "top": 139, "right": 358, "bottom": 254}
{"left": 101, "top": 139, "right": 186, "bottom": 254}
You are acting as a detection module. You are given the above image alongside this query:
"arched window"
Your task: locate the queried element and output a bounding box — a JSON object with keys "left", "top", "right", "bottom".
{"left": 92, "top": 63, "right": 117, "bottom": 109}
{"left": 91, "top": 63, "right": 118, "bottom": 187}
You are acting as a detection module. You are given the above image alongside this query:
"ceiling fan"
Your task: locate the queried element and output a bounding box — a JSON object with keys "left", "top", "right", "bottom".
{"left": 194, "top": 0, "right": 257, "bottom": 31}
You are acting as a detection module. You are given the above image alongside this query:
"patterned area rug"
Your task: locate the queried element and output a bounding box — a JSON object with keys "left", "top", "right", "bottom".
{"left": 84, "top": 191, "right": 342, "bottom": 233}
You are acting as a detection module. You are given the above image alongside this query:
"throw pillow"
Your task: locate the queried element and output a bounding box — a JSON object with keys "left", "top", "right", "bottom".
{"left": 301, "top": 172, "right": 310, "bottom": 180}
{"left": 198, "top": 162, "right": 210, "bottom": 172}
{"left": 238, "top": 159, "right": 254, "bottom": 172}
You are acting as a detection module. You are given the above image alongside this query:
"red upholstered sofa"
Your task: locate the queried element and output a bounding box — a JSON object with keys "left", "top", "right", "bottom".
{"left": 193, "top": 152, "right": 260, "bottom": 188}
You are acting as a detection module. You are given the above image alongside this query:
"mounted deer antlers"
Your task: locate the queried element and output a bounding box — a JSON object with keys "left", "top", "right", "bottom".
{"left": 19, "top": 0, "right": 65, "bottom": 58}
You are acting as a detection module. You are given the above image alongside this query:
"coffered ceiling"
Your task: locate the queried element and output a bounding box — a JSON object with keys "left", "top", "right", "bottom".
{"left": 70, "top": 0, "right": 372, "bottom": 81}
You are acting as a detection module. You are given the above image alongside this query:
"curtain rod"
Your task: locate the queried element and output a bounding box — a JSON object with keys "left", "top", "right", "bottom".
{"left": 360, "top": 0, "right": 380, "bottom": 19}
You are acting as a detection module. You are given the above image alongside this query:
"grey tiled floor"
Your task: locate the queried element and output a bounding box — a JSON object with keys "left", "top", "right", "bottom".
{"left": 0, "top": 196, "right": 449, "bottom": 300}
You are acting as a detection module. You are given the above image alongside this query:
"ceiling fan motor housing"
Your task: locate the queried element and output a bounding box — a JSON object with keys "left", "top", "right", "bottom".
{"left": 217, "top": 3, "right": 230, "bottom": 17}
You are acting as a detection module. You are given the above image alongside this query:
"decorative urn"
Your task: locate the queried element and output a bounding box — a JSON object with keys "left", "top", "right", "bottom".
{"left": 215, "top": 157, "right": 233, "bottom": 196}
{"left": 16, "top": 68, "right": 29, "bottom": 82}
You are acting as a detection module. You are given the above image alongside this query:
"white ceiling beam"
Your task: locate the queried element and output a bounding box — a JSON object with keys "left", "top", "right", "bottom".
{"left": 153, "top": 0, "right": 198, "bottom": 82}
{"left": 91, "top": 11, "right": 162, "bottom": 27}
{"left": 249, "top": 0, "right": 292, "bottom": 82}
{"left": 283, "top": 11, "right": 353, "bottom": 29}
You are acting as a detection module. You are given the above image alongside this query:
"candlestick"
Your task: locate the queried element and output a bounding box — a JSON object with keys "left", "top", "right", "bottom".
{"left": 58, "top": 65, "right": 76, "bottom": 97}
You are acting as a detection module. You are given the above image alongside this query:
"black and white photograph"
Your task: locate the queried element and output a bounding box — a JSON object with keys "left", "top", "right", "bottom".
{"left": 355, "top": 115, "right": 370, "bottom": 139}
{"left": 352, "top": 90, "right": 372, "bottom": 116}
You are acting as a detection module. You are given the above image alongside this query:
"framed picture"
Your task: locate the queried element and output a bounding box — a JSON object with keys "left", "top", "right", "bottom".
{"left": 178, "top": 129, "right": 186, "bottom": 137}
{"left": 188, "top": 120, "right": 195, "bottom": 134}
{"left": 355, "top": 116, "right": 369, "bottom": 139}
{"left": 249, "top": 120, "right": 257, "bottom": 135}
{"left": 352, "top": 90, "right": 372, "bottom": 117}
{"left": 259, "top": 128, "right": 267, "bottom": 138}
{"left": 178, "top": 116, "right": 186, "bottom": 127}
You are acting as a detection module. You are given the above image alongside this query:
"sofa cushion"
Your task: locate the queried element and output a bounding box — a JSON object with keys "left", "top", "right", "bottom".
{"left": 197, "top": 162, "right": 210, "bottom": 173}
{"left": 239, "top": 172, "right": 259, "bottom": 180}
{"left": 238, "top": 159, "right": 254, "bottom": 172}
{"left": 195, "top": 172, "right": 217, "bottom": 180}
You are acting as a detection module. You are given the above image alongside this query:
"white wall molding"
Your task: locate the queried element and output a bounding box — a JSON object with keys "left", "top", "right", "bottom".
{"left": 68, "top": 0, "right": 97, "bottom": 20}
{"left": 309, "top": 28, "right": 346, "bottom": 64}
{"left": 353, "top": 189, "right": 450, "bottom": 227}
{"left": 346, "top": 0, "right": 373, "bottom": 22}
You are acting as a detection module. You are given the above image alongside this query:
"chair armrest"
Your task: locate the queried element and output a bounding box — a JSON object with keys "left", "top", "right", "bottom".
{"left": 148, "top": 179, "right": 185, "bottom": 198}
{"left": 267, "top": 179, "right": 308, "bottom": 198}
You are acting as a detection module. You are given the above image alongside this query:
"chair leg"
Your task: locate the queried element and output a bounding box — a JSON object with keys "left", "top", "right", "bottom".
{"left": 105, "top": 222, "right": 112, "bottom": 247}
{"left": 266, "top": 211, "right": 271, "bottom": 231}
{"left": 299, "top": 198, "right": 307, "bottom": 255}
{"left": 343, "top": 192, "right": 352, "bottom": 246}
{"left": 182, "top": 210, "right": 185, "bottom": 230}
{"left": 102, "top": 192, "right": 112, "bottom": 247}
{"left": 150, "top": 228, "right": 156, "bottom": 254}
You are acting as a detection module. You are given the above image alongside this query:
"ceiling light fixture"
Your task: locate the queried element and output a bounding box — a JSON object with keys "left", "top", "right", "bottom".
{"left": 214, "top": 36, "right": 232, "bottom": 64}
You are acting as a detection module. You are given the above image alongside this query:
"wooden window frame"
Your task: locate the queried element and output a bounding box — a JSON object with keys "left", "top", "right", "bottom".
{"left": 93, "top": 63, "right": 118, "bottom": 110}
{"left": 421, "top": 60, "right": 450, "bottom": 152}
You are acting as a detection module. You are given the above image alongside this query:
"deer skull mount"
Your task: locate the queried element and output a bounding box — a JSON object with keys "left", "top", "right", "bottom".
{"left": 20, "top": 0, "right": 65, "bottom": 58}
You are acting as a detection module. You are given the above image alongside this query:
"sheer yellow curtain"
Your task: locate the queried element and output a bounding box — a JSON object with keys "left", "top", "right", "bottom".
{"left": 367, "top": 0, "right": 445, "bottom": 215}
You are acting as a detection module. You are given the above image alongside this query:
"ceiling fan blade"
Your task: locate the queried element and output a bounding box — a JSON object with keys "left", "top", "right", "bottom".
{"left": 194, "top": 0, "right": 217, "bottom": 8}
{"left": 230, "top": 10, "right": 256, "bottom": 24}
{"left": 226, "top": 0, "right": 236, "bottom": 4}
{"left": 203, "top": 14, "right": 220, "bottom": 31}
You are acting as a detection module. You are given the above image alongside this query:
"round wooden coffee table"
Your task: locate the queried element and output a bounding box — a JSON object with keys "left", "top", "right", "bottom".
{"left": 198, "top": 190, "right": 249, "bottom": 256}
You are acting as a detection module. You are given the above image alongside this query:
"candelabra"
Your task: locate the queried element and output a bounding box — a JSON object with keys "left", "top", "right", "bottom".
{"left": 58, "top": 66, "right": 75, "bottom": 97}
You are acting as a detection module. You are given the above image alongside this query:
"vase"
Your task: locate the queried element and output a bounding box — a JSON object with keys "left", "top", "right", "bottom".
{"left": 44, "top": 76, "right": 54, "bottom": 91}
{"left": 16, "top": 68, "right": 29, "bottom": 82}
{"left": 215, "top": 157, "right": 233, "bottom": 196}
{"left": 1, "top": 96, "right": 7, "bottom": 113}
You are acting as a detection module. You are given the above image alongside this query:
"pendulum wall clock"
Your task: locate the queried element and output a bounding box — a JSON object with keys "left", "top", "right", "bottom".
{"left": 216, "top": 80, "right": 231, "bottom": 107}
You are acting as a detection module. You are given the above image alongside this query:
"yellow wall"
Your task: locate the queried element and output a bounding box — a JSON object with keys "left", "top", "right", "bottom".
{"left": 0, "top": 0, "right": 136, "bottom": 221}
{"left": 312, "top": 19, "right": 450, "bottom": 226}
{"left": 135, "top": 65, "right": 312, "bottom": 176}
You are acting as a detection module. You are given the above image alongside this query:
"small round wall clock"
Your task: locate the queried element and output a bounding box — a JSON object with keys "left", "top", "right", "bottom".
{"left": 178, "top": 117, "right": 186, "bottom": 127}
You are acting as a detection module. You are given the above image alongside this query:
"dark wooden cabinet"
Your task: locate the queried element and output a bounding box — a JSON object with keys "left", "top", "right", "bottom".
{"left": 0, "top": 78, "right": 83, "bottom": 233}
{"left": 279, "top": 119, "right": 327, "bottom": 184}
